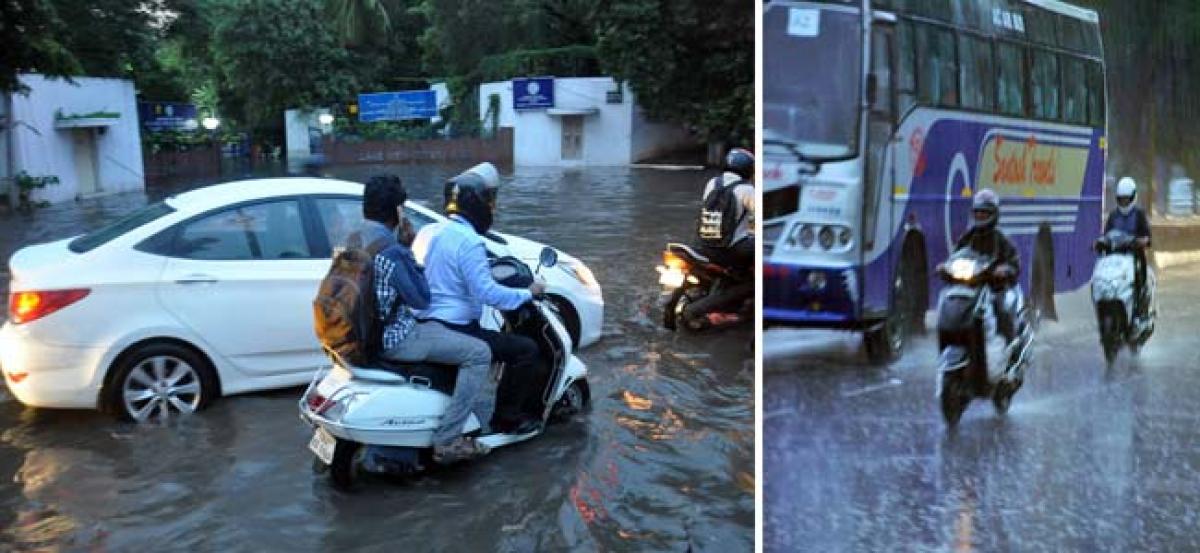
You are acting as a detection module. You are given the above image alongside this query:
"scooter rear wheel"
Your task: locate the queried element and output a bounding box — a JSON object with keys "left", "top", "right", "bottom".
{"left": 329, "top": 439, "right": 361, "bottom": 491}
{"left": 992, "top": 382, "right": 1014, "bottom": 415}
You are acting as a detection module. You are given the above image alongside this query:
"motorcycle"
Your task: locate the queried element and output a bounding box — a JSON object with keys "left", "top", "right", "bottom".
{"left": 1091, "top": 229, "right": 1156, "bottom": 364}
{"left": 935, "top": 248, "right": 1035, "bottom": 426}
{"left": 656, "top": 243, "right": 752, "bottom": 331}
{"left": 299, "top": 248, "right": 590, "bottom": 489}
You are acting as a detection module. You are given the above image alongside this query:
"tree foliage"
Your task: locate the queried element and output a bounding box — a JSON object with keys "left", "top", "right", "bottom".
{"left": 594, "top": 0, "right": 753, "bottom": 145}
{"left": 0, "top": 0, "right": 81, "bottom": 93}
{"left": 209, "top": 0, "right": 359, "bottom": 134}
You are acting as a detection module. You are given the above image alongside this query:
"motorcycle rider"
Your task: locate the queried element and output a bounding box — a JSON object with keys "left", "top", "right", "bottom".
{"left": 356, "top": 175, "right": 493, "bottom": 464}
{"left": 1102, "top": 177, "right": 1152, "bottom": 323}
{"left": 945, "top": 188, "right": 1021, "bottom": 344}
{"left": 416, "top": 163, "right": 548, "bottom": 436}
{"left": 690, "top": 147, "right": 755, "bottom": 324}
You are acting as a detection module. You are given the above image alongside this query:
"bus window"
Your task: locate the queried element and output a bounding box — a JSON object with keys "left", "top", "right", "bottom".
{"left": 897, "top": 21, "right": 918, "bottom": 115}
{"left": 1087, "top": 61, "right": 1106, "bottom": 127}
{"left": 916, "top": 24, "right": 958, "bottom": 107}
{"left": 1031, "top": 50, "right": 1060, "bottom": 120}
{"left": 1082, "top": 21, "right": 1103, "bottom": 56}
{"left": 912, "top": 0, "right": 953, "bottom": 21}
{"left": 1059, "top": 15, "right": 1084, "bottom": 52}
{"left": 1062, "top": 56, "right": 1088, "bottom": 125}
{"left": 1023, "top": 5, "right": 1058, "bottom": 46}
{"left": 958, "top": 34, "right": 995, "bottom": 111}
{"left": 995, "top": 42, "right": 1027, "bottom": 117}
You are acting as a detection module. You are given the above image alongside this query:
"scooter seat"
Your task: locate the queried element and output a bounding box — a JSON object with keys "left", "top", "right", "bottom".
{"left": 376, "top": 360, "right": 460, "bottom": 395}
{"left": 667, "top": 243, "right": 711, "bottom": 264}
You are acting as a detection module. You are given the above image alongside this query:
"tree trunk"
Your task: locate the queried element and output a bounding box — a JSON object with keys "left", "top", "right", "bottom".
{"left": 706, "top": 139, "right": 725, "bottom": 167}
{"left": 4, "top": 92, "right": 14, "bottom": 209}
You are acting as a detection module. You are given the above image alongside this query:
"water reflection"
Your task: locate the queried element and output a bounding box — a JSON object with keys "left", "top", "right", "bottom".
{"left": 0, "top": 163, "right": 753, "bottom": 552}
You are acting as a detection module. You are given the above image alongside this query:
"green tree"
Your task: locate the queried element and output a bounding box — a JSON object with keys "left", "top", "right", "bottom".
{"left": 594, "top": 0, "right": 753, "bottom": 149}
{"left": 210, "top": 0, "right": 359, "bottom": 135}
{"left": 0, "top": 0, "right": 81, "bottom": 93}
{"left": 326, "top": 0, "right": 393, "bottom": 47}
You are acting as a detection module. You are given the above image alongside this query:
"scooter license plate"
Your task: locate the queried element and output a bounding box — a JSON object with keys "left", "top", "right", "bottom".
{"left": 309, "top": 427, "right": 336, "bottom": 465}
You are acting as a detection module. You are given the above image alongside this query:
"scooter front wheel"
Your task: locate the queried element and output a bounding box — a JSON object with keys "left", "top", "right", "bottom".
{"left": 940, "top": 372, "right": 969, "bottom": 427}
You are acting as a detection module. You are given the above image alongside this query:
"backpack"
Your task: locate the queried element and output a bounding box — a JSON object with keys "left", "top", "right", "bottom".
{"left": 697, "top": 176, "right": 748, "bottom": 248}
{"left": 313, "top": 231, "right": 390, "bottom": 366}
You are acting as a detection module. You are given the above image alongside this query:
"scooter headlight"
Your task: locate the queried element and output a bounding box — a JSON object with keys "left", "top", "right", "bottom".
{"left": 949, "top": 259, "right": 979, "bottom": 281}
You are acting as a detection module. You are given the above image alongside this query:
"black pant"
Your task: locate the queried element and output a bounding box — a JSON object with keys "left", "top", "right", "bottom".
{"left": 437, "top": 319, "right": 542, "bottom": 426}
{"left": 1134, "top": 248, "right": 1148, "bottom": 317}
{"left": 699, "top": 239, "right": 754, "bottom": 273}
{"left": 687, "top": 239, "right": 754, "bottom": 316}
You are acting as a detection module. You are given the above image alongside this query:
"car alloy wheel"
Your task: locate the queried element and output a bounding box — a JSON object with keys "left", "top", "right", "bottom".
{"left": 121, "top": 355, "right": 203, "bottom": 422}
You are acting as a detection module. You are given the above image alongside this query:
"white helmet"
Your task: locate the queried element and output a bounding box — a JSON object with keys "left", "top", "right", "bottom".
{"left": 464, "top": 162, "right": 500, "bottom": 190}
{"left": 1116, "top": 177, "right": 1137, "bottom": 214}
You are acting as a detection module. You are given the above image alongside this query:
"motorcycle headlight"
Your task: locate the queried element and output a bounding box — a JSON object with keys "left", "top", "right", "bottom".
{"left": 562, "top": 259, "right": 599, "bottom": 289}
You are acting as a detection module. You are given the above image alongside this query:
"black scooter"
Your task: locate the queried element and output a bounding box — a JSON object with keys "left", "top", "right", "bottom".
{"left": 656, "top": 243, "right": 752, "bottom": 331}
{"left": 936, "top": 248, "right": 1035, "bottom": 426}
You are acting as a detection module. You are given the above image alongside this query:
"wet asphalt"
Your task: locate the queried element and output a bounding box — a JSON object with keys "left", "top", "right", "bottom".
{"left": 0, "top": 163, "right": 754, "bottom": 552}
{"left": 764, "top": 261, "right": 1200, "bottom": 551}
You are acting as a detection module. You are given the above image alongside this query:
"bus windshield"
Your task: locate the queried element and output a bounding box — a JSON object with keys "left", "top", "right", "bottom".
{"left": 764, "top": 3, "right": 862, "bottom": 160}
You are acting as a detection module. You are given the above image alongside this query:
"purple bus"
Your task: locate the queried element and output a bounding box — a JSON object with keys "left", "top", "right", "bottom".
{"left": 763, "top": 0, "right": 1106, "bottom": 362}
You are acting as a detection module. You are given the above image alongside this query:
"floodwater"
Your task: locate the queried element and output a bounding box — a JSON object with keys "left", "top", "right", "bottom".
{"left": 764, "top": 262, "right": 1200, "bottom": 551}
{"left": 0, "top": 164, "right": 754, "bottom": 552}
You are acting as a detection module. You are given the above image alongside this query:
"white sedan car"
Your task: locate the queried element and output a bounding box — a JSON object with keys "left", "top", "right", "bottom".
{"left": 0, "top": 178, "right": 603, "bottom": 421}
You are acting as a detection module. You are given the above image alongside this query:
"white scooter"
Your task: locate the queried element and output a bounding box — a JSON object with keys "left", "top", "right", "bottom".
{"left": 299, "top": 248, "right": 590, "bottom": 489}
{"left": 1092, "top": 229, "right": 1156, "bottom": 365}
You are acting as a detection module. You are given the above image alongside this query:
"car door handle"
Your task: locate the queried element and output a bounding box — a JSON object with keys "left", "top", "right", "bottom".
{"left": 176, "top": 274, "right": 218, "bottom": 284}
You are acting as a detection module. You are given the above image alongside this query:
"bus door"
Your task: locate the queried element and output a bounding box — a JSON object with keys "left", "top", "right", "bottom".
{"left": 861, "top": 20, "right": 898, "bottom": 317}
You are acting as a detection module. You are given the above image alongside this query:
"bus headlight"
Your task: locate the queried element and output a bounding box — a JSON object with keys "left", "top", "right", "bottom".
{"left": 838, "top": 227, "right": 853, "bottom": 247}
{"left": 818, "top": 226, "right": 835, "bottom": 250}
{"left": 798, "top": 225, "right": 815, "bottom": 248}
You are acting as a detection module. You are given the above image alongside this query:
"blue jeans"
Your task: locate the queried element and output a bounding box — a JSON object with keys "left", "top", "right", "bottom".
{"left": 383, "top": 321, "right": 492, "bottom": 445}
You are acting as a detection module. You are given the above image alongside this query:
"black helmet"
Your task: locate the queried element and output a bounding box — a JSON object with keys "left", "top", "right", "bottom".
{"left": 725, "top": 147, "right": 754, "bottom": 180}
{"left": 444, "top": 162, "right": 500, "bottom": 234}
{"left": 971, "top": 188, "right": 1000, "bottom": 231}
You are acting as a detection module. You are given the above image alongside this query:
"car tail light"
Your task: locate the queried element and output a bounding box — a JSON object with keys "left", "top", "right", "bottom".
{"left": 8, "top": 289, "right": 90, "bottom": 324}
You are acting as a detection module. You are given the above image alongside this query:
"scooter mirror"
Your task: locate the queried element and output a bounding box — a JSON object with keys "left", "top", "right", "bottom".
{"left": 538, "top": 247, "right": 558, "bottom": 269}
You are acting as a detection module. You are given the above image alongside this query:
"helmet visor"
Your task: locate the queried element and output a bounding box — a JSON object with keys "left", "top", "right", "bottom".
{"left": 972, "top": 209, "right": 993, "bottom": 223}
{"left": 1117, "top": 196, "right": 1133, "bottom": 207}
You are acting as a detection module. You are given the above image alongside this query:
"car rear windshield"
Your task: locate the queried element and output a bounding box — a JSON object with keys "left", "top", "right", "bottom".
{"left": 68, "top": 201, "right": 177, "bottom": 253}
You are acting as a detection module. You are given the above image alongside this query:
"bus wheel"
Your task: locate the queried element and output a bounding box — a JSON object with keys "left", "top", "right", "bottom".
{"left": 1031, "top": 226, "right": 1057, "bottom": 323}
{"left": 865, "top": 269, "right": 908, "bottom": 364}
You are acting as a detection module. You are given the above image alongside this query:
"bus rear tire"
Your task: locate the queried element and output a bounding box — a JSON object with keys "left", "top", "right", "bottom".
{"left": 1031, "top": 225, "right": 1057, "bottom": 323}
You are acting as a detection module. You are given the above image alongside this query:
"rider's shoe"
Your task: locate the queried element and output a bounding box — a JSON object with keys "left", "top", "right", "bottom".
{"left": 433, "top": 437, "right": 490, "bottom": 465}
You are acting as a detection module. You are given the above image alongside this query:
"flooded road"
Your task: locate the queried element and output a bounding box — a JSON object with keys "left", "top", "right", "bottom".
{"left": 764, "top": 262, "right": 1200, "bottom": 551}
{"left": 0, "top": 164, "right": 754, "bottom": 552}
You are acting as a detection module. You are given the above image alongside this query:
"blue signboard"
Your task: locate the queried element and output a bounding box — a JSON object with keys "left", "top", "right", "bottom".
{"left": 138, "top": 102, "right": 198, "bottom": 131}
{"left": 513, "top": 77, "right": 554, "bottom": 110}
{"left": 358, "top": 90, "right": 438, "bottom": 122}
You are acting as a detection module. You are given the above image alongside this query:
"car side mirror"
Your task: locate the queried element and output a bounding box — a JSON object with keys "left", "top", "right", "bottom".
{"left": 538, "top": 247, "right": 558, "bottom": 269}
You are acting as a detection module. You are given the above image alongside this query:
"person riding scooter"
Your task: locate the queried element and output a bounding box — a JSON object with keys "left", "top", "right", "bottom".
{"left": 1102, "top": 177, "right": 1153, "bottom": 323}
{"left": 687, "top": 147, "right": 755, "bottom": 324}
{"left": 416, "top": 162, "right": 548, "bottom": 436}
{"left": 941, "top": 188, "right": 1022, "bottom": 344}
{"left": 353, "top": 175, "right": 495, "bottom": 465}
